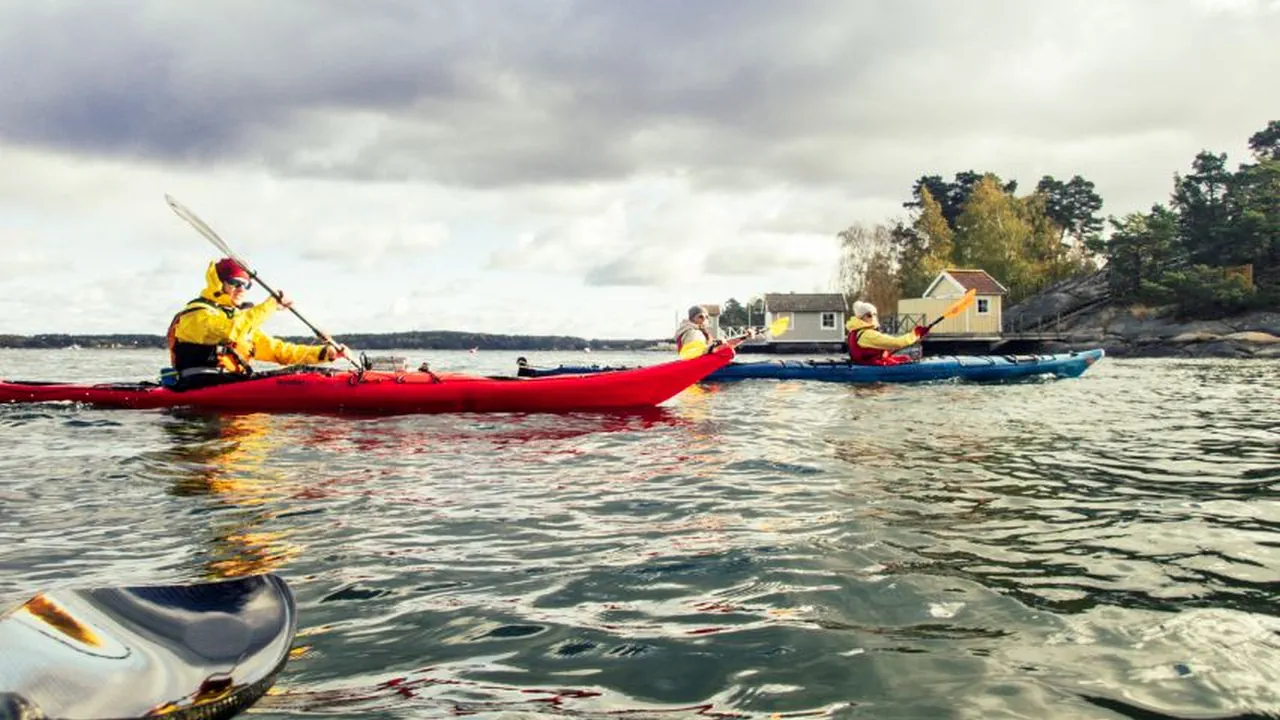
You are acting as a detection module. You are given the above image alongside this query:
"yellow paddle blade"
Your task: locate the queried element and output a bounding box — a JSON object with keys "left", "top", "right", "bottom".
{"left": 942, "top": 288, "right": 977, "bottom": 319}
{"left": 679, "top": 340, "right": 708, "bottom": 359}
{"left": 767, "top": 316, "right": 791, "bottom": 337}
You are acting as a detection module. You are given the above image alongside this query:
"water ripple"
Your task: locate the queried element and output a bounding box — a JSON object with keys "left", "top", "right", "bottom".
{"left": 1, "top": 349, "right": 1278, "bottom": 718}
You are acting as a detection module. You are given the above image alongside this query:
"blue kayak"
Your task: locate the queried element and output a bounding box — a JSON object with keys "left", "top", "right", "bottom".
{"left": 517, "top": 348, "right": 1105, "bottom": 384}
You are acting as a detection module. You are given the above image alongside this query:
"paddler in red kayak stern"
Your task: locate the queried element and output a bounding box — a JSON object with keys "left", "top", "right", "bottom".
{"left": 675, "top": 305, "right": 760, "bottom": 359}
{"left": 845, "top": 301, "right": 928, "bottom": 366}
{"left": 165, "top": 258, "right": 348, "bottom": 389}
{"left": 674, "top": 306, "right": 716, "bottom": 358}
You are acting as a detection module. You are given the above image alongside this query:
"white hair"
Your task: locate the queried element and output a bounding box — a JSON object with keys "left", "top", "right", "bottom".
{"left": 852, "top": 301, "right": 878, "bottom": 318}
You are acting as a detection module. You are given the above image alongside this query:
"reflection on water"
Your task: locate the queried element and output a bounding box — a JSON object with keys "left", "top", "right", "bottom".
{"left": 1, "top": 350, "right": 1278, "bottom": 719}
{"left": 153, "top": 411, "right": 306, "bottom": 579}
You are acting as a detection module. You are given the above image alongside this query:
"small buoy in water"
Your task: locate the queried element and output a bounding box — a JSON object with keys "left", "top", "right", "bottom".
{"left": 583, "top": 347, "right": 592, "bottom": 353}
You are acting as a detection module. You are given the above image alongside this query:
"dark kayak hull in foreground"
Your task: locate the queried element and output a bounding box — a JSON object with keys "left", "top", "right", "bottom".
{"left": 0, "top": 574, "right": 296, "bottom": 720}
{"left": 518, "top": 348, "right": 1105, "bottom": 384}
{"left": 0, "top": 349, "right": 732, "bottom": 414}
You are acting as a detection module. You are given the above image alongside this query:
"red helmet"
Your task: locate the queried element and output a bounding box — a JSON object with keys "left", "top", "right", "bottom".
{"left": 214, "top": 258, "right": 250, "bottom": 284}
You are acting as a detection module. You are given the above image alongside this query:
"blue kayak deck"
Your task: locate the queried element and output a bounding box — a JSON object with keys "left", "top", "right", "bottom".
{"left": 710, "top": 348, "right": 1104, "bottom": 383}
{"left": 517, "top": 349, "right": 1105, "bottom": 384}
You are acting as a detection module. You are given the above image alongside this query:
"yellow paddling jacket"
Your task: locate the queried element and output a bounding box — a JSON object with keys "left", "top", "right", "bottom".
{"left": 166, "top": 262, "right": 329, "bottom": 375}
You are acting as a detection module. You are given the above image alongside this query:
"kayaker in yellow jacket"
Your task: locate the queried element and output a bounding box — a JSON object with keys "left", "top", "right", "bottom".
{"left": 166, "top": 258, "right": 347, "bottom": 389}
{"left": 845, "top": 301, "right": 928, "bottom": 366}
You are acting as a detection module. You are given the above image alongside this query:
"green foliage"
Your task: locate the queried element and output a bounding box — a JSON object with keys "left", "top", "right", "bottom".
{"left": 883, "top": 170, "right": 1099, "bottom": 304}
{"left": 1231, "top": 155, "right": 1280, "bottom": 268}
{"left": 1149, "top": 265, "right": 1256, "bottom": 319}
{"left": 952, "top": 176, "right": 1038, "bottom": 299}
{"left": 1102, "top": 120, "right": 1279, "bottom": 317}
{"left": 1105, "top": 206, "right": 1182, "bottom": 301}
{"left": 1248, "top": 120, "right": 1280, "bottom": 161}
{"left": 719, "top": 298, "right": 748, "bottom": 327}
{"left": 906, "top": 171, "right": 1018, "bottom": 229}
{"left": 1172, "top": 151, "right": 1234, "bottom": 265}
{"left": 1036, "top": 174, "right": 1104, "bottom": 247}
{"left": 718, "top": 297, "right": 765, "bottom": 328}
{"left": 837, "top": 120, "right": 1277, "bottom": 321}
{"left": 903, "top": 188, "right": 954, "bottom": 296}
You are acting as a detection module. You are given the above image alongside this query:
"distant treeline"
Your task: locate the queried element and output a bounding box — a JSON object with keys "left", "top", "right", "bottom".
{"left": 0, "top": 331, "right": 665, "bottom": 351}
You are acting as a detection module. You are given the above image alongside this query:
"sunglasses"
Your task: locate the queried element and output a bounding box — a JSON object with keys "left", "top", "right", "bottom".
{"left": 226, "top": 278, "right": 253, "bottom": 290}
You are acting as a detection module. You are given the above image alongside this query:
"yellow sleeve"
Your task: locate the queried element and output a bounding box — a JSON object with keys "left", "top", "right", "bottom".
{"left": 856, "top": 327, "right": 919, "bottom": 351}
{"left": 235, "top": 298, "right": 278, "bottom": 332}
{"left": 249, "top": 330, "right": 327, "bottom": 366}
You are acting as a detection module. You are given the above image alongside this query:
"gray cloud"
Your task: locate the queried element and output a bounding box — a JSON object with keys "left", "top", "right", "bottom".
{"left": 704, "top": 244, "right": 828, "bottom": 277}
{"left": 3, "top": 0, "right": 1276, "bottom": 201}
{"left": 584, "top": 256, "right": 673, "bottom": 287}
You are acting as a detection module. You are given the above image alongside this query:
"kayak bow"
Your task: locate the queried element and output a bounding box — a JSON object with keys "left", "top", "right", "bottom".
{"left": 0, "top": 574, "right": 296, "bottom": 720}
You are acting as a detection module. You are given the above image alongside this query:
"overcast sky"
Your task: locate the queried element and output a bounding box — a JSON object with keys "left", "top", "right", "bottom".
{"left": 1, "top": 0, "right": 1277, "bottom": 339}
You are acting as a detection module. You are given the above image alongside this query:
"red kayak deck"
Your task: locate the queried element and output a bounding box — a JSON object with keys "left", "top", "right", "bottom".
{"left": 0, "top": 348, "right": 732, "bottom": 415}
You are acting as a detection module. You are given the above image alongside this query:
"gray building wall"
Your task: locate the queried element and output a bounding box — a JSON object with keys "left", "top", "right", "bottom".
{"left": 766, "top": 310, "right": 845, "bottom": 343}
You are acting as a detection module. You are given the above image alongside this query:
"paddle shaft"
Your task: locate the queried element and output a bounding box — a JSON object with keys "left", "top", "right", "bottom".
{"left": 248, "top": 273, "right": 329, "bottom": 341}
{"left": 255, "top": 281, "right": 362, "bottom": 372}
{"left": 727, "top": 317, "right": 789, "bottom": 344}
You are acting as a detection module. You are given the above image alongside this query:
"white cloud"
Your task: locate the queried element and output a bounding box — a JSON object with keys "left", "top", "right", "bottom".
{"left": 298, "top": 222, "right": 449, "bottom": 268}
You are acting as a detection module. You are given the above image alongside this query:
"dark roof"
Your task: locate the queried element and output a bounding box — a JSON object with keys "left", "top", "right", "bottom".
{"left": 943, "top": 269, "right": 1008, "bottom": 295}
{"left": 763, "top": 293, "right": 845, "bottom": 313}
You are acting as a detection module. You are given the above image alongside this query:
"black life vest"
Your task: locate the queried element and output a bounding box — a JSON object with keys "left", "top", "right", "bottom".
{"left": 166, "top": 298, "right": 253, "bottom": 375}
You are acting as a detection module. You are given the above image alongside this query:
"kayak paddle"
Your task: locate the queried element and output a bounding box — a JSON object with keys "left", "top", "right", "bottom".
{"left": 0, "top": 574, "right": 297, "bottom": 720}
{"left": 164, "top": 194, "right": 362, "bottom": 372}
{"left": 884, "top": 289, "right": 977, "bottom": 360}
{"left": 925, "top": 288, "right": 977, "bottom": 331}
{"left": 679, "top": 315, "right": 791, "bottom": 359}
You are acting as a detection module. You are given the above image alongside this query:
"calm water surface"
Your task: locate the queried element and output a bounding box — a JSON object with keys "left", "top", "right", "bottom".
{"left": 1, "top": 349, "right": 1277, "bottom": 719}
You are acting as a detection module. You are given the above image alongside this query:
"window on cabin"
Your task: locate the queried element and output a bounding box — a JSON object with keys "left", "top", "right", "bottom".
{"left": 977, "top": 298, "right": 989, "bottom": 314}
{"left": 820, "top": 312, "right": 837, "bottom": 329}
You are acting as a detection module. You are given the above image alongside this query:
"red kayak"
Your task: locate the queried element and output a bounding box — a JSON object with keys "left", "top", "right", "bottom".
{"left": 0, "top": 347, "right": 733, "bottom": 415}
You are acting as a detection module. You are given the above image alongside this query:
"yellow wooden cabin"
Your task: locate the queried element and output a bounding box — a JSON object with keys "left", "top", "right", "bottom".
{"left": 897, "top": 269, "right": 1007, "bottom": 337}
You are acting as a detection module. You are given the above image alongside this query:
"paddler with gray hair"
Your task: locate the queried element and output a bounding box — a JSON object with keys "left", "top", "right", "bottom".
{"left": 845, "top": 300, "right": 929, "bottom": 366}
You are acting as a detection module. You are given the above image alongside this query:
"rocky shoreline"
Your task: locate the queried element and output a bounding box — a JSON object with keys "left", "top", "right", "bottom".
{"left": 1046, "top": 308, "right": 1280, "bottom": 359}
{"left": 1004, "top": 272, "right": 1280, "bottom": 359}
